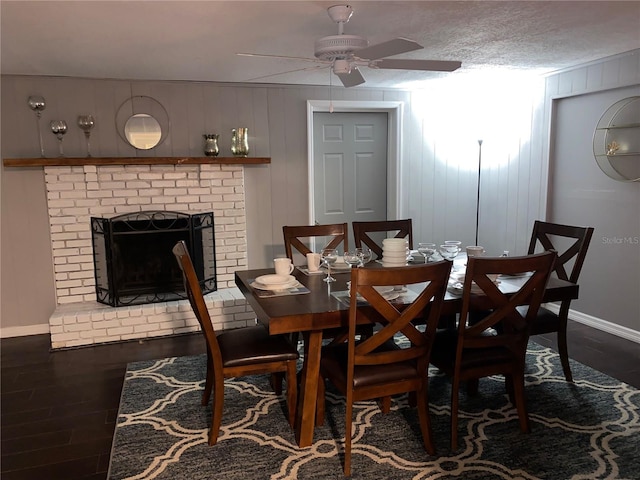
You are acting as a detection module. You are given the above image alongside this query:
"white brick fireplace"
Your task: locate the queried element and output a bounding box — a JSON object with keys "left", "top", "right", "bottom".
{"left": 44, "top": 163, "right": 255, "bottom": 349}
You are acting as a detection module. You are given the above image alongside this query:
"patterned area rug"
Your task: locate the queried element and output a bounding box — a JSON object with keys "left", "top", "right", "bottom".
{"left": 108, "top": 342, "right": 639, "bottom": 479}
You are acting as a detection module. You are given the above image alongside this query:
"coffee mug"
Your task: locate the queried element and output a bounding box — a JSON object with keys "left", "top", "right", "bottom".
{"left": 466, "top": 245, "right": 485, "bottom": 257}
{"left": 274, "top": 257, "right": 294, "bottom": 276}
{"left": 306, "top": 252, "right": 322, "bottom": 272}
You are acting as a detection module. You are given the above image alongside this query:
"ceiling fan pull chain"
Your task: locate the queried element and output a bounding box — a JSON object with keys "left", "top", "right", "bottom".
{"left": 329, "top": 67, "right": 334, "bottom": 113}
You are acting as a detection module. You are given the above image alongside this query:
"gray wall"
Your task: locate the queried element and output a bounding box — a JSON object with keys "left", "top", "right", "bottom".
{"left": 551, "top": 87, "right": 640, "bottom": 331}
{"left": 2, "top": 51, "right": 638, "bottom": 340}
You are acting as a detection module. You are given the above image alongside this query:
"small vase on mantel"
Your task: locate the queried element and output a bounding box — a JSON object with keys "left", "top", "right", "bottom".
{"left": 231, "top": 128, "right": 249, "bottom": 157}
{"left": 203, "top": 134, "right": 220, "bottom": 156}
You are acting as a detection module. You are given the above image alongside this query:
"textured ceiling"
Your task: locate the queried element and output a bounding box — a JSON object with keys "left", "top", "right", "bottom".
{"left": 2, "top": 1, "right": 639, "bottom": 89}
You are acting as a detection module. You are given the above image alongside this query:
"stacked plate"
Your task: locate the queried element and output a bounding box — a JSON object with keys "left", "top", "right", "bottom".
{"left": 347, "top": 282, "right": 400, "bottom": 301}
{"left": 447, "top": 272, "right": 500, "bottom": 295}
{"left": 252, "top": 274, "right": 298, "bottom": 290}
{"left": 381, "top": 238, "right": 409, "bottom": 267}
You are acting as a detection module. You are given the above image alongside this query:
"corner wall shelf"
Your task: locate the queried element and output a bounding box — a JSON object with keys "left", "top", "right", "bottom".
{"left": 592, "top": 96, "right": 639, "bottom": 182}
{"left": 2, "top": 157, "right": 271, "bottom": 167}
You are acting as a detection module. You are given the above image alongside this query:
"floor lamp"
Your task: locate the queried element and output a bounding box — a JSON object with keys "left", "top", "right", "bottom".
{"left": 475, "top": 139, "right": 483, "bottom": 246}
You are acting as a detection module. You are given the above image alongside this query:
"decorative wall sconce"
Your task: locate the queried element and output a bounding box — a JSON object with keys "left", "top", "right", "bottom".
{"left": 27, "top": 95, "right": 46, "bottom": 157}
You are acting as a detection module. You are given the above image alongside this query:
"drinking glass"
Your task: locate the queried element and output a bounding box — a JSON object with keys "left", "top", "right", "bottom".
{"left": 439, "top": 244, "right": 459, "bottom": 262}
{"left": 321, "top": 248, "right": 338, "bottom": 283}
{"left": 417, "top": 242, "right": 436, "bottom": 262}
{"left": 343, "top": 251, "right": 361, "bottom": 269}
{"left": 444, "top": 240, "right": 462, "bottom": 253}
{"left": 356, "top": 247, "right": 372, "bottom": 267}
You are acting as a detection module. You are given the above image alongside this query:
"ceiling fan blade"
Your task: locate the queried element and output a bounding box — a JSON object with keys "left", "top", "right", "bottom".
{"left": 374, "top": 58, "right": 462, "bottom": 72}
{"left": 245, "top": 65, "right": 327, "bottom": 82}
{"left": 355, "top": 38, "right": 423, "bottom": 61}
{"left": 336, "top": 67, "right": 366, "bottom": 88}
{"left": 237, "top": 52, "right": 323, "bottom": 64}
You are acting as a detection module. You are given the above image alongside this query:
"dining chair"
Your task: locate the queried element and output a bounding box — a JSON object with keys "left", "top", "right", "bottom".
{"left": 527, "top": 220, "right": 594, "bottom": 382}
{"left": 282, "top": 223, "right": 348, "bottom": 264}
{"left": 172, "top": 240, "right": 298, "bottom": 445}
{"left": 316, "top": 261, "right": 452, "bottom": 476}
{"left": 430, "top": 251, "right": 556, "bottom": 451}
{"left": 352, "top": 219, "right": 413, "bottom": 260}
{"left": 283, "top": 222, "right": 367, "bottom": 344}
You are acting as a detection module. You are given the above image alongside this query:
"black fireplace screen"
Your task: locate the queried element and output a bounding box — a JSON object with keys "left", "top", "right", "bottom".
{"left": 91, "top": 211, "right": 216, "bottom": 307}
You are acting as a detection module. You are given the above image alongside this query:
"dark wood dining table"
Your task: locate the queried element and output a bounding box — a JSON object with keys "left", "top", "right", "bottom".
{"left": 235, "top": 261, "right": 579, "bottom": 448}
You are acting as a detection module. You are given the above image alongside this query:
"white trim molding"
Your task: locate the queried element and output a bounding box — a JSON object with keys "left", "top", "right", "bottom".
{"left": 544, "top": 303, "right": 640, "bottom": 344}
{"left": 1, "top": 323, "right": 50, "bottom": 338}
{"left": 306, "top": 100, "right": 404, "bottom": 223}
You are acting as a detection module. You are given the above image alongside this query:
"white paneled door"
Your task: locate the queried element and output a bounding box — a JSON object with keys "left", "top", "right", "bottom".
{"left": 312, "top": 112, "right": 388, "bottom": 235}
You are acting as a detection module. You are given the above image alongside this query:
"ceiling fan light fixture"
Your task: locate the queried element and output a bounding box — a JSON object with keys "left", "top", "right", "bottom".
{"left": 333, "top": 59, "right": 352, "bottom": 75}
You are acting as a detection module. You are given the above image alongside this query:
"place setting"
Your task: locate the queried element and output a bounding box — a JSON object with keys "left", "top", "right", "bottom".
{"left": 250, "top": 257, "right": 310, "bottom": 297}
{"left": 332, "top": 280, "right": 411, "bottom": 307}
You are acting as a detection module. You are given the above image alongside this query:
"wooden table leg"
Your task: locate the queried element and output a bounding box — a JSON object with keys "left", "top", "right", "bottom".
{"left": 295, "top": 329, "right": 323, "bottom": 447}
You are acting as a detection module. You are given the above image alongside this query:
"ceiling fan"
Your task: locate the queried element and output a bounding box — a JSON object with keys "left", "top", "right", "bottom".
{"left": 238, "top": 4, "right": 462, "bottom": 87}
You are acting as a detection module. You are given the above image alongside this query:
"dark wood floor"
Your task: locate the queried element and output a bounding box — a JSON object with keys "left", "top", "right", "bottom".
{"left": 1, "top": 322, "right": 638, "bottom": 480}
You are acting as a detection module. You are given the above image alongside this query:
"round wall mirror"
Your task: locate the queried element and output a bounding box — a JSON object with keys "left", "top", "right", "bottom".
{"left": 124, "top": 114, "right": 162, "bottom": 150}
{"left": 115, "top": 95, "right": 170, "bottom": 150}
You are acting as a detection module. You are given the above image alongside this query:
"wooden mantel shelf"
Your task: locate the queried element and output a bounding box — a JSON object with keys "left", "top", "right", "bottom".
{"left": 2, "top": 157, "right": 271, "bottom": 167}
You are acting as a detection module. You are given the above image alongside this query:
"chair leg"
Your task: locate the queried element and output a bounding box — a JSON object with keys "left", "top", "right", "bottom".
{"left": 344, "top": 394, "right": 353, "bottom": 477}
{"left": 270, "top": 372, "right": 284, "bottom": 395}
{"left": 408, "top": 391, "right": 417, "bottom": 408}
{"left": 512, "top": 370, "right": 531, "bottom": 433}
{"left": 505, "top": 375, "right": 516, "bottom": 404}
{"left": 380, "top": 395, "right": 391, "bottom": 413}
{"left": 209, "top": 378, "right": 225, "bottom": 446}
{"left": 286, "top": 361, "right": 297, "bottom": 428}
{"left": 416, "top": 383, "right": 436, "bottom": 456}
{"left": 202, "top": 348, "right": 214, "bottom": 406}
{"left": 557, "top": 328, "right": 573, "bottom": 382}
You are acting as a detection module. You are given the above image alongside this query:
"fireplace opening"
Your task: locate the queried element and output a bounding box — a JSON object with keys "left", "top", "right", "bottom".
{"left": 91, "top": 211, "right": 216, "bottom": 307}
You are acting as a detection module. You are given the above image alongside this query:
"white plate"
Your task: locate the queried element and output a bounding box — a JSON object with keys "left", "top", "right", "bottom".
{"left": 382, "top": 261, "right": 407, "bottom": 267}
{"left": 252, "top": 277, "right": 298, "bottom": 290}
{"left": 447, "top": 282, "right": 464, "bottom": 295}
{"left": 329, "top": 259, "right": 352, "bottom": 271}
{"left": 382, "top": 251, "right": 408, "bottom": 258}
{"left": 447, "top": 280, "right": 498, "bottom": 295}
{"left": 500, "top": 272, "right": 532, "bottom": 278}
{"left": 347, "top": 285, "right": 395, "bottom": 295}
{"left": 356, "top": 290, "right": 400, "bottom": 302}
{"left": 254, "top": 274, "right": 295, "bottom": 286}
{"left": 382, "top": 238, "right": 407, "bottom": 245}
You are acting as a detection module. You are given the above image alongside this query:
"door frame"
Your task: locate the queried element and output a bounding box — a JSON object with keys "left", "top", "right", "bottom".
{"left": 306, "top": 100, "right": 404, "bottom": 225}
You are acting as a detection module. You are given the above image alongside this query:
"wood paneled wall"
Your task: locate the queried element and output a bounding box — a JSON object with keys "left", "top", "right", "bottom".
{"left": 1, "top": 72, "right": 557, "bottom": 333}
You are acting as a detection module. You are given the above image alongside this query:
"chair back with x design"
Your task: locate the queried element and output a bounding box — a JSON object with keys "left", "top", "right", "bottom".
{"left": 283, "top": 223, "right": 348, "bottom": 262}
{"left": 352, "top": 219, "right": 413, "bottom": 259}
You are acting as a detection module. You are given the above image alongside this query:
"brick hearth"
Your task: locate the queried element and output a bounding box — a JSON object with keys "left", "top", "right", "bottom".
{"left": 44, "top": 163, "right": 254, "bottom": 349}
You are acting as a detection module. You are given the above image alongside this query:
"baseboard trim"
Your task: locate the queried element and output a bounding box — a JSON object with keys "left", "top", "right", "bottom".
{"left": 3, "top": 308, "right": 638, "bottom": 346}
{"left": 0, "top": 323, "right": 50, "bottom": 339}
{"left": 543, "top": 304, "right": 640, "bottom": 344}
